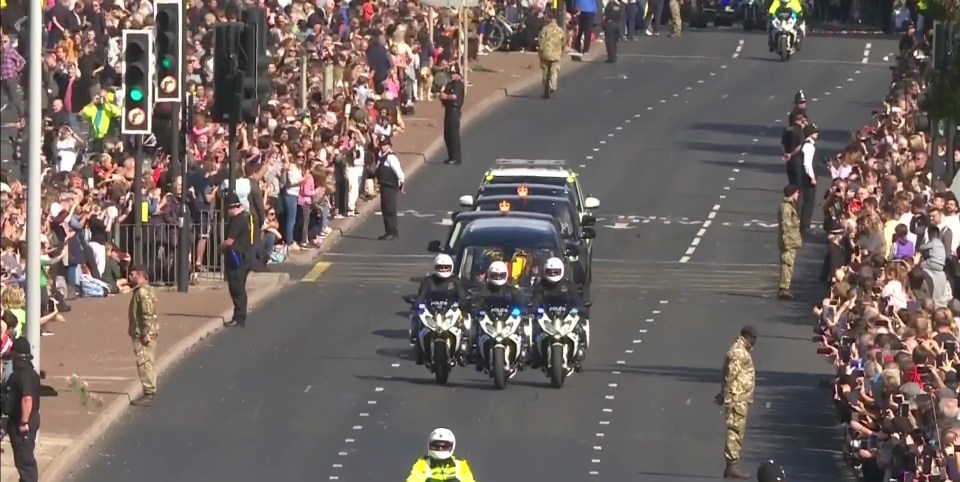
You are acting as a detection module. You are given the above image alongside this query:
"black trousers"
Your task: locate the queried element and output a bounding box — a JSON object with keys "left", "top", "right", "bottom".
{"left": 799, "top": 176, "right": 817, "bottom": 232}
{"left": 604, "top": 25, "right": 620, "bottom": 61}
{"left": 785, "top": 156, "right": 802, "bottom": 186}
{"left": 646, "top": 0, "right": 664, "bottom": 32}
{"left": 443, "top": 107, "right": 462, "bottom": 163}
{"left": 6, "top": 421, "right": 38, "bottom": 482}
{"left": 576, "top": 12, "right": 596, "bottom": 53}
{"left": 226, "top": 265, "right": 250, "bottom": 324}
{"left": 380, "top": 186, "right": 400, "bottom": 237}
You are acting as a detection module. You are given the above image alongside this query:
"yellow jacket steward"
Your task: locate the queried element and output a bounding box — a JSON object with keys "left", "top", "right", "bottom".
{"left": 768, "top": 0, "right": 802, "bottom": 16}
{"left": 406, "top": 457, "right": 477, "bottom": 482}
{"left": 81, "top": 101, "right": 121, "bottom": 140}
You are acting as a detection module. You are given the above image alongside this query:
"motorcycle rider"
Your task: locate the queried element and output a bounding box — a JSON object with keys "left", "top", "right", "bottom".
{"left": 529, "top": 257, "right": 589, "bottom": 368}
{"left": 767, "top": 0, "right": 805, "bottom": 52}
{"left": 405, "top": 428, "right": 478, "bottom": 482}
{"left": 411, "top": 254, "right": 469, "bottom": 365}
{"left": 473, "top": 261, "right": 526, "bottom": 370}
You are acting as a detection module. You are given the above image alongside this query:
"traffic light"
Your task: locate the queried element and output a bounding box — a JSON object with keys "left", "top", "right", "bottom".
{"left": 154, "top": 0, "right": 182, "bottom": 103}
{"left": 239, "top": 7, "right": 268, "bottom": 122}
{"left": 211, "top": 22, "right": 243, "bottom": 123}
{"left": 122, "top": 30, "right": 153, "bottom": 135}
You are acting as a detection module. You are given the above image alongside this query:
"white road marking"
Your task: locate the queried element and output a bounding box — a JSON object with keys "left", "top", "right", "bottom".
{"left": 862, "top": 42, "right": 871, "bottom": 64}
{"left": 304, "top": 385, "right": 312, "bottom": 393}
{"left": 679, "top": 203, "right": 720, "bottom": 263}
{"left": 732, "top": 39, "right": 744, "bottom": 59}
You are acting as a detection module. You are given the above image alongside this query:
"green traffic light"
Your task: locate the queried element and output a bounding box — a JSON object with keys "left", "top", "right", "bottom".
{"left": 129, "top": 88, "right": 144, "bottom": 102}
{"left": 161, "top": 57, "right": 171, "bottom": 69}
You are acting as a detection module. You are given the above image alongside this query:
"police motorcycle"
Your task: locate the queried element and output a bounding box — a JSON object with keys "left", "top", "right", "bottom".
{"left": 476, "top": 303, "right": 528, "bottom": 389}
{"left": 403, "top": 255, "right": 473, "bottom": 385}
{"left": 770, "top": 8, "right": 800, "bottom": 61}
{"left": 533, "top": 302, "right": 589, "bottom": 388}
{"left": 408, "top": 297, "right": 472, "bottom": 385}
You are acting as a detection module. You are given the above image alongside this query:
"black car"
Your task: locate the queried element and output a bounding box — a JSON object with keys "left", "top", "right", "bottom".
{"left": 428, "top": 211, "right": 565, "bottom": 256}
{"left": 461, "top": 183, "right": 579, "bottom": 216}
{"left": 428, "top": 217, "right": 584, "bottom": 296}
{"left": 469, "top": 195, "right": 595, "bottom": 292}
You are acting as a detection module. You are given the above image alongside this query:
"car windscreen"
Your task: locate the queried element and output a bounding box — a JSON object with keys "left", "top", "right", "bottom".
{"left": 458, "top": 245, "right": 558, "bottom": 290}
{"left": 475, "top": 199, "right": 578, "bottom": 237}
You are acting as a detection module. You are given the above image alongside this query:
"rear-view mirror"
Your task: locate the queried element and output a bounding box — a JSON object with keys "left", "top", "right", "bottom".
{"left": 458, "top": 195, "right": 475, "bottom": 207}
{"left": 402, "top": 294, "right": 415, "bottom": 304}
{"left": 565, "top": 245, "right": 580, "bottom": 257}
{"left": 581, "top": 227, "right": 596, "bottom": 240}
{"left": 584, "top": 196, "right": 600, "bottom": 210}
{"left": 427, "top": 240, "right": 442, "bottom": 253}
{"left": 581, "top": 214, "right": 597, "bottom": 227}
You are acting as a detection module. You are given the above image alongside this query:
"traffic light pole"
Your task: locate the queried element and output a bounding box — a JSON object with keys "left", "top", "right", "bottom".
{"left": 174, "top": 98, "right": 190, "bottom": 292}
{"left": 228, "top": 112, "right": 239, "bottom": 193}
{"left": 27, "top": 0, "right": 43, "bottom": 372}
{"left": 132, "top": 135, "right": 144, "bottom": 267}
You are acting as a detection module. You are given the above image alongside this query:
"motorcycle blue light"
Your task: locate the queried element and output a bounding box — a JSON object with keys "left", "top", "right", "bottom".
{"left": 478, "top": 310, "right": 486, "bottom": 316}
{"left": 511, "top": 307, "right": 521, "bottom": 317}
{"left": 570, "top": 308, "right": 579, "bottom": 315}
{"left": 417, "top": 303, "right": 426, "bottom": 312}
{"left": 536, "top": 308, "right": 544, "bottom": 315}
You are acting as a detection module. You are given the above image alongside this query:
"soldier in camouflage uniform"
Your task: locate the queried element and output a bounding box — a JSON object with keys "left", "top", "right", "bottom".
{"left": 668, "top": 0, "right": 682, "bottom": 37}
{"left": 714, "top": 325, "right": 757, "bottom": 479}
{"left": 128, "top": 265, "right": 160, "bottom": 406}
{"left": 538, "top": 12, "right": 566, "bottom": 99}
{"left": 777, "top": 185, "right": 802, "bottom": 300}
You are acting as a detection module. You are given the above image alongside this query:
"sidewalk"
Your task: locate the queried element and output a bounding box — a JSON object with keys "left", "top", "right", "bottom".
{"left": 288, "top": 50, "right": 547, "bottom": 264}
{"left": 0, "top": 275, "right": 288, "bottom": 482}
{"left": 0, "top": 51, "right": 547, "bottom": 482}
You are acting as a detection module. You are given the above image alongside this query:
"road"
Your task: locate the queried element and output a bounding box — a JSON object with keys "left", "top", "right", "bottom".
{"left": 69, "top": 31, "right": 896, "bottom": 482}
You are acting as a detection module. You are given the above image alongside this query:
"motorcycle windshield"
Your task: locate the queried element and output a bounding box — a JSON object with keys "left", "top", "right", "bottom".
{"left": 427, "top": 299, "right": 452, "bottom": 315}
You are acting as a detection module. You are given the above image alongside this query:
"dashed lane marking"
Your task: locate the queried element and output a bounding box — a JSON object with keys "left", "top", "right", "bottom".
{"left": 732, "top": 39, "right": 744, "bottom": 59}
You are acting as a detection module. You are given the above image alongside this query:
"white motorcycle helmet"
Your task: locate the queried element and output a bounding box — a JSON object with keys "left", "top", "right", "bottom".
{"left": 434, "top": 254, "right": 454, "bottom": 279}
{"left": 488, "top": 261, "right": 509, "bottom": 287}
{"left": 544, "top": 257, "right": 565, "bottom": 283}
{"left": 427, "top": 427, "right": 456, "bottom": 460}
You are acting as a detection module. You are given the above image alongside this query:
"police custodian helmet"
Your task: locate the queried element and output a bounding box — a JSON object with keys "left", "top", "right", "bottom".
{"left": 757, "top": 460, "right": 786, "bottom": 481}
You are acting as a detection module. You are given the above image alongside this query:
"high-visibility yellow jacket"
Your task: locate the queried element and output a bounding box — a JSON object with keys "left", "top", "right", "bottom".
{"left": 405, "top": 457, "right": 477, "bottom": 482}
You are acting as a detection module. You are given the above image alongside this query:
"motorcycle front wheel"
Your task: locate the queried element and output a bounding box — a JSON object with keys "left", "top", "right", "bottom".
{"left": 549, "top": 344, "right": 566, "bottom": 388}
{"left": 434, "top": 339, "right": 451, "bottom": 385}
{"left": 778, "top": 35, "right": 790, "bottom": 61}
{"left": 492, "top": 345, "right": 508, "bottom": 389}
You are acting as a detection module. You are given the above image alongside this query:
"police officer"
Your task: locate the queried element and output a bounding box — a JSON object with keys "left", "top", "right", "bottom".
{"left": 757, "top": 461, "right": 786, "bottom": 481}
{"left": 411, "top": 254, "right": 468, "bottom": 364}
{"left": 713, "top": 325, "right": 757, "bottom": 480}
{"left": 2, "top": 337, "right": 41, "bottom": 482}
{"left": 127, "top": 265, "right": 159, "bottom": 406}
{"left": 798, "top": 123, "right": 819, "bottom": 233}
{"left": 529, "top": 257, "right": 589, "bottom": 367}
{"left": 538, "top": 11, "right": 565, "bottom": 99}
{"left": 780, "top": 110, "right": 805, "bottom": 186}
{"left": 439, "top": 66, "right": 465, "bottom": 165}
{"left": 789, "top": 90, "right": 808, "bottom": 124}
{"left": 474, "top": 261, "right": 525, "bottom": 369}
{"left": 221, "top": 192, "right": 253, "bottom": 327}
{"left": 778, "top": 185, "right": 802, "bottom": 300}
{"left": 375, "top": 138, "right": 405, "bottom": 240}
{"left": 602, "top": 0, "right": 624, "bottom": 63}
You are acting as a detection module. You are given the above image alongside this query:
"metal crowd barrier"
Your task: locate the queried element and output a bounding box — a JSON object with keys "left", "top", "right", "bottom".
{"left": 111, "top": 210, "right": 226, "bottom": 286}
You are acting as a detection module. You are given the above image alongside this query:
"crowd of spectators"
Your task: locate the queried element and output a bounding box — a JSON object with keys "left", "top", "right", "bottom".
{"left": 0, "top": 0, "right": 496, "bottom": 348}
{"left": 813, "top": 31, "right": 960, "bottom": 482}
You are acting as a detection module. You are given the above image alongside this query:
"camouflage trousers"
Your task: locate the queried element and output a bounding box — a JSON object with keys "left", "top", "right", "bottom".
{"left": 133, "top": 336, "right": 158, "bottom": 395}
{"left": 669, "top": 0, "right": 682, "bottom": 35}
{"left": 724, "top": 401, "right": 750, "bottom": 462}
{"left": 779, "top": 248, "right": 796, "bottom": 290}
{"left": 541, "top": 60, "right": 560, "bottom": 93}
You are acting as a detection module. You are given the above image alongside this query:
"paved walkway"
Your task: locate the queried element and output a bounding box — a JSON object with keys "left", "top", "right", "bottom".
{"left": 0, "top": 51, "right": 540, "bottom": 482}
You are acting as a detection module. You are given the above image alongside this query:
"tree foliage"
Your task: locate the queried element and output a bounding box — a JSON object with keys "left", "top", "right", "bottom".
{"left": 922, "top": 0, "right": 960, "bottom": 124}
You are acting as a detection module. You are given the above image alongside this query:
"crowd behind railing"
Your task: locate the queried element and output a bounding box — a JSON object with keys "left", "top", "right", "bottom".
{"left": 813, "top": 27, "right": 960, "bottom": 482}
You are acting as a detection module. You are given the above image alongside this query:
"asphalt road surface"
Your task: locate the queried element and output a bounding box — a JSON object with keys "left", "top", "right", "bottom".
{"left": 69, "top": 31, "right": 897, "bottom": 482}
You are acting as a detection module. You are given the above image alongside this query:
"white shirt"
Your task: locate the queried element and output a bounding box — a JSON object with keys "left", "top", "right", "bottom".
{"left": 801, "top": 139, "right": 816, "bottom": 181}
{"left": 382, "top": 152, "right": 405, "bottom": 185}
{"left": 349, "top": 146, "right": 366, "bottom": 168}
{"left": 56, "top": 137, "right": 79, "bottom": 173}
{"left": 221, "top": 177, "right": 252, "bottom": 211}
{"left": 285, "top": 165, "right": 303, "bottom": 196}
